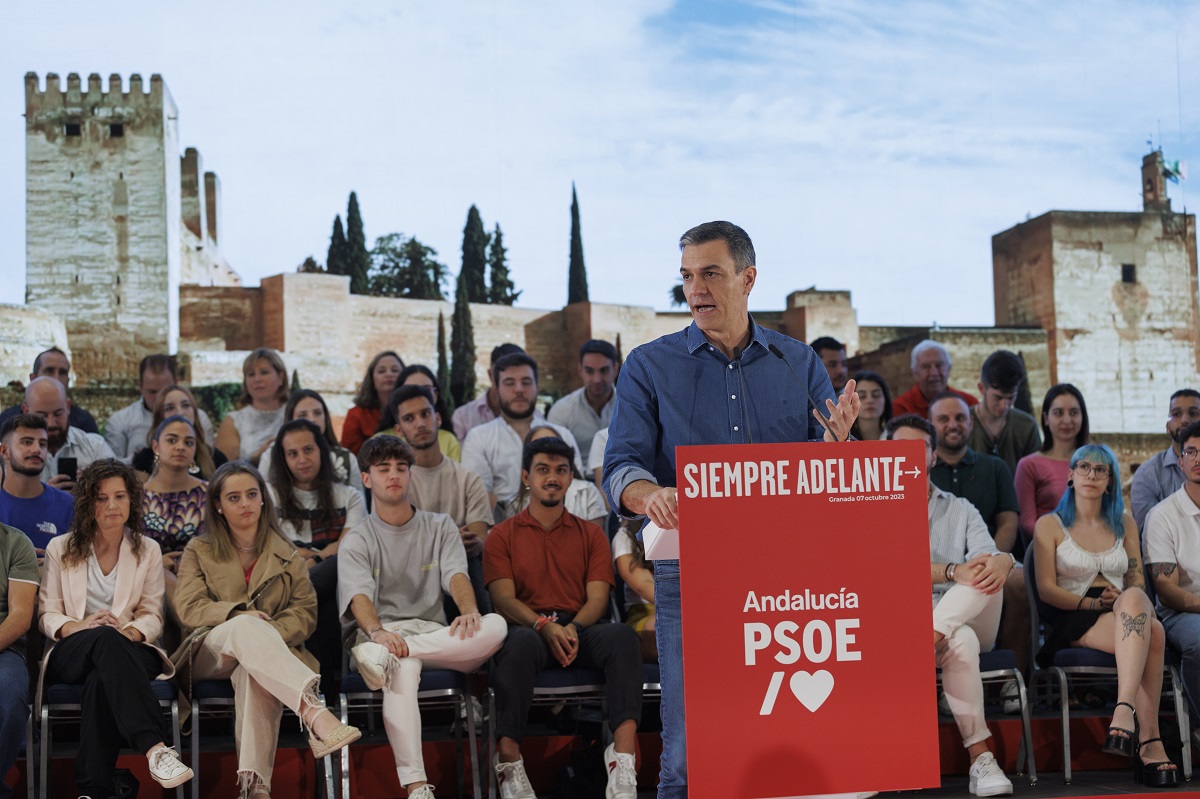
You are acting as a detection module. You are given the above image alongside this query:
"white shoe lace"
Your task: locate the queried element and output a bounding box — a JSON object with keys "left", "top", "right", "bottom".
{"left": 612, "top": 755, "right": 637, "bottom": 787}
{"left": 498, "top": 760, "right": 534, "bottom": 797}
{"left": 150, "top": 746, "right": 186, "bottom": 776}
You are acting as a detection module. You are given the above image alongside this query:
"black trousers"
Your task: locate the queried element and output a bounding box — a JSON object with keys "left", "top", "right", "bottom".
{"left": 46, "top": 626, "right": 166, "bottom": 797}
{"left": 492, "top": 622, "right": 642, "bottom": 742}
{"left": 307, "top": 554, "right": 342, "bottom": 682}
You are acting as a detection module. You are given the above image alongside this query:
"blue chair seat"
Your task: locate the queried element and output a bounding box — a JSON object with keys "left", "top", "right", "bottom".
{"left": 1050, "top": 648, "right": 1117, "bottom": 669}
{"left": 193, "top": 679, "right": 235, "bottom": 701}
{"left": 46, "top": 679, "right": 176, "bottom": 704}
{"left": 533, "top": 667, "right": 604, "bottom": 690}
{"left": 978, "top": 649, "right": 1018, "bottom": 672}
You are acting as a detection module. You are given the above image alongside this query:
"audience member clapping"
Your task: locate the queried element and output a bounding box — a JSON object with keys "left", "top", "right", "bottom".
{"left": 132, "top": 384, "right": 226, "bottom": 480}
{"left": 215, "top": 348, "right": 288, "bottom": 466}
{"left": 341, "top": 350, "right": 404, "bottom": 456}
{"left": 1015, "top": 384, "right": 1089, "bottom": 545}
{"left": 850, "top": 370, "right": 892, "bottom": 440}
{"left": 259, "top": 389, "right": 363, "bottom": 491}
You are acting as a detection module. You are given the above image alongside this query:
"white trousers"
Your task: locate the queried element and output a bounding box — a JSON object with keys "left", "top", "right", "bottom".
{"left": 933, "top": 583, "right": 1003, "bottom": 747}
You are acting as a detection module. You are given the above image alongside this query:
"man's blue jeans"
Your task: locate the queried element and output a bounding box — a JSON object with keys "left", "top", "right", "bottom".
{"left": 1161, "top": 611, "right": 1200, "bottom": 721}
{"left": 0, "top": 649, "right": 30, "bottom": 799}
{"left": 654, "top": 559, "right": 686, "bottom": 798}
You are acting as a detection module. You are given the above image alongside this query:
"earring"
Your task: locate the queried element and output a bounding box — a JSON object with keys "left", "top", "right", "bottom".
{"left": 187, "top": 461, "right": 200, "bottom": 475}
{"left": 1067, "top": 479, "right": 1073, "bottom": 488}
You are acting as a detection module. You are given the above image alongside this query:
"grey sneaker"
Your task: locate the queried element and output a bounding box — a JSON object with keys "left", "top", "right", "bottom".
{"left": 604, "top": 742, "right": 637, "bottom": 799}
{"left": 494, "top": 754, "right": 536, "bottom": 799}
{"left": 147, "top": 745, "right": 193, "bottom": 789}
{"left": 968, "top": 751, "right": 1013, "bottom": 797}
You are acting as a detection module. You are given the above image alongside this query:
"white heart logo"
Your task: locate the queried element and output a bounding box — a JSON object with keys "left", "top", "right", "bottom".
{"left": 789, "top": 669, "right": 834, "bottom": 712}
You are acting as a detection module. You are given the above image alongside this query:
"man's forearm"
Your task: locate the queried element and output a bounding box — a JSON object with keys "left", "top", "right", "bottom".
{"left": 349, "top": 594, "right": 383, "bottom": 634}
{"left": 1155, "top": 579, "right": 1200, "bottom": 614}
{"left": 572, "top": 598, "right": 609, "bottom": 628}
{"left": 448, "top": 573, "right": 478, "bottom": 615}
{"left": 493, "top": 595, "right": 539, "bottom": 627}
{"left": 619, "top": 479, "right": 660, "bottom": 517}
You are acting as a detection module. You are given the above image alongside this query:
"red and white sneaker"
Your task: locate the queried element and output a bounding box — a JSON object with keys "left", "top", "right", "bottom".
{"left": 603, "top": 743, "right": 637, "bottom": 799}
{"left": 493, "top": 753, "right": 536, "bottom": 799}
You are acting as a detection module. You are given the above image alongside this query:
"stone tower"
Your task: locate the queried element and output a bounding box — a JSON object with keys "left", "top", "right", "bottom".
{"left": 24, "top": 72, "right": 181, "bottom": 386}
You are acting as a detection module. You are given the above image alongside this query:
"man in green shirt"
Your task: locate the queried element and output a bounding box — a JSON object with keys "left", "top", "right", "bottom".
{"left": 0, "top": 485, "right": 40, "bottom": 799}
{"left": 968, "top": 350, "right": 1041, "bottom": 478}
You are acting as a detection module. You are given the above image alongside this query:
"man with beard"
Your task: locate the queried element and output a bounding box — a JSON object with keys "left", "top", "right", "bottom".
{"left": 0, "top": 414, "right": 72, "bottom": 552}
{"left": 392, "top": 384, "right": 494, "bottom": 611}
{"left": 21, "top": 377, "right": 113, "bottom": 491}
{"left": 461, "top": 352, "right": 582, "bottom": 507}
{"left": 811, "top": 335, "right": 850, "bottom": 393}
{"left": 893, "top": 340, "right": 978, "bottom": 419}
{"left": 485, "top": 436, "right": 640, "bottom": 799}
{"left": 0, "top": 347, "right": 98, "bottom": 434}
{"left": 548, "top": 339, "right": 617, "bottom": 475}
{"left": 1132, "top": 389, "right": 1200, "bottom": 534}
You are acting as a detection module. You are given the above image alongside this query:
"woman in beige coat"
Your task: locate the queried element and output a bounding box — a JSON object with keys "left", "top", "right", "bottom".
{"left": 174, "top": 462, "right": 360, "bottom": 799}
{"left": 39, "top": 459, "right": 193, "bottom": 797}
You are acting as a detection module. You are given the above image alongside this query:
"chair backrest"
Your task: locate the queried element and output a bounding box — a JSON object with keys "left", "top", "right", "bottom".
{"left": 1023, "top": 545, "right": 1044, "bottom": 666}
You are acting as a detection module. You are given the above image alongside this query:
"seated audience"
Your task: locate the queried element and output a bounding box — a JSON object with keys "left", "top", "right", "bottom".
{"left": 388, "top": 385, "right": 492, "bottom": 610}
{"left": 376, "top": 367, "right": 461, "bottom": 462}
{"left": 0, "top": 347, "right": 98, "bottom": 434}
{"left": 340, "top": 351, "right": 404, "bottom": 456}
{"left": 1145, "top": 420, "right": 1200, "bottom": 748}
{"left": 886, "top": 415, "right": 1014, "bottom": 796}
{"left": 1031, "top": 444, "right": 1177, "bottom": 786}
{"left": 1132, "top": 389, "right": 1200, "bottom": 534}
{"left": 484, "top": 436, "right": 640, "bottom": 799}
{"left": 259, "top": 389, "right": 363, "bottom": 491}
{"left": 452, "top": 343, "right": 526, "bottom": 442}
{"left": 0, "top": 514, "right": 38, "bottom": 799}
{"left": 810, "top": 336, "right": 849, "bottom": 393}
{"left": 0, "top": 414, "right": 72, "bottom": 552}
{"left": 547, "top": 339, "right": 617, "bottom": 474}
{"left": 105, "top": 354, "right": 215, "bottom": 460}
{"left": 38, "top": 459, "right": 193, "bottom": 797}
{"left": 498, "top": 427, "right": 606, "bottom": 528}
{"left": 23, "top": 376, "right": 114, "bottom": 491}
{"left": 893, "top": 340, "right": 978, "bottom": 419}
{"left": 968, "top": 351, "right": 1041, "bottom": 477}
{"left": 215, "top": 348, "right": 288, "bottom": 466}
{"left": 612, "top": 521, "right": 656, "bottom": 663}
{"left": 1015, "top": 384, "right": 1089, "bottom": 545}
{"left": 267, "top": 419, "right": 366, "bottom": 680}
{"left": 132, "top": 384, "right": 226, "bottom": 480}
{"left": 339, "top": 435, "right": 505, "bottom": 799}
{"left": 462, "top": 352, "right": 582, "bottom": 506}
{"left": 850, "top": 370, "right": 893, "bottom": 441}
{"left": 142, "top": 416, "right": 208, "bottom": 614}
{"left": 174, "top": 462, "right": 360, "bottom": 798}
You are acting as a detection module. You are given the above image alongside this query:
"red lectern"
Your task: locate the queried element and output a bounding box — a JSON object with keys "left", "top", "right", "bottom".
{"left": 676, "top": 440, "right": 941, "bottom": 798}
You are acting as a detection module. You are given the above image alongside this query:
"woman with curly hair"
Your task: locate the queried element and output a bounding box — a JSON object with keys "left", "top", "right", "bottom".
{"left": 38, "top": 459, "right": 193, "bottom": 797}
{"left": 174, "top": 462, "right": 360, "bottom": 798}
{"left": 340, "top": 350, "right": 405, "bottom": 456}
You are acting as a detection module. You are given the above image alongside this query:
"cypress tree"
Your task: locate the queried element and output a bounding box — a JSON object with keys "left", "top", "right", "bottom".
{"left": 345, "top": 192, "right": 371, "bottom": 295}
{"left": 460, "top": 205, "right": 489, "bottom": 303}
{"left": 326, "top": 216, "right": 347, "bottom": 276}
{"left": 437, "top": 310, "right": 454, "bottom": 416}
{"left": 568, "top": 183, "right": 589, "bottom": 303}
{"left": 449, "top": 270, "right": 476, "bottom": 407}
{"left": 487, "top": 223, "right": 521, "bottom": 305}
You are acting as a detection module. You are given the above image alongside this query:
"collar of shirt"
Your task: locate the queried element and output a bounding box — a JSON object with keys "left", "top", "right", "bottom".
{"left": 515, "top": 506, "right": 575, "bottom": 535}
{"left": 1171, "top": 484, "right": 1200, "bottom": 518}
{"left": 684, "top": 315, "right": 769, "bottom": 358}
{"left": 935, "top": 448, "right": 977, "bottom": 469}
{"left": 1164, "top": 446, "right": 1181, "bottom": 470}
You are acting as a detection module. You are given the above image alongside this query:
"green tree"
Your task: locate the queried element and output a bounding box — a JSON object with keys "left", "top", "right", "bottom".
{"left": 326, "top": 216, "right": 348, "bottom": 276}
{"left": 345, "top": 191, "right": 371, "bottom": 295}
{"left": 460, "top": 205, "right": 489, "bottom": 303}
{"left": 669, "top": 282, "right": 686, "bottom": 307}
{"left": 568, "top": 183, "right": 589, "bottom": 303}
{"left": 449, "top": 270, "right": 476, "bottom": 407}
{"left": 368, "top": 234, "right": 448, "bottom": 299}
{"left": 437, "top": 310, "right": 454, "bottom": 416}
{"left": 487, "top": 223, "right": 521, "bottom": 305}
{"left": 297, "top": 256, "right": 324, "bottom": 273}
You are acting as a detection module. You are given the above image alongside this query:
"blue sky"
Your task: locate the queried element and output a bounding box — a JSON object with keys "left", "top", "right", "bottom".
{"left": 2, "top": 0, "right": 1197, "bottom": 330}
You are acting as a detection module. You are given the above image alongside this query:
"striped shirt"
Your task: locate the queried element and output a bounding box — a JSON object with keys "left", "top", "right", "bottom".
{"left": 929, "top": 484, "right": 1000, "bottom": 602}
{"left": 1131, "top": 446, "right": 1183, "bottom": 535}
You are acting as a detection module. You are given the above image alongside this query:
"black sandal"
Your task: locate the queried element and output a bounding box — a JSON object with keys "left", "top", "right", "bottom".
{"left": 1135, "top": 737, "right": 1179, "bottom": 788}
{"left": 1101, "top": 701, "right": 1137, "bottom": 757}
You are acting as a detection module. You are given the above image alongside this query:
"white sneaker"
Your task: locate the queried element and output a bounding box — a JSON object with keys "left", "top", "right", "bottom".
{"left": 351, "top": 640, "right": 394, "bottom": 690}
{"left": 1000, "top": 679, "right": 1021, "bottom": 715}
{"left": 494, "top": 754, "right": 536, "bottom": 799}
{"left": 603, "top": 742, "right": 637, "bottom": 799}
{"left": 968, "top": 751, "right": 1013, "bottom": 797}
{"left": 408, "top": 784, "right": 436, "bottom": 799}
{"left": 147, "top": 745, "right": 193, "bottom": 789}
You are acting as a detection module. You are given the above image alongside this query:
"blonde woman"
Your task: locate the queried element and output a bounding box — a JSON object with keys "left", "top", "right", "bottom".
{"left": 39, "top": 459, "right": 193, "bottom": 797}
{"left": 215, "top": 348, "right": 288, "bottom": 466}
{"left": 174, "top": 462, "right": 360, "bottom": 798}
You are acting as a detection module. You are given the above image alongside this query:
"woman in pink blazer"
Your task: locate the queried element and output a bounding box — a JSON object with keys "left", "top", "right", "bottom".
{"left": 39, "top": 459, "right": 193, "bottom": 797}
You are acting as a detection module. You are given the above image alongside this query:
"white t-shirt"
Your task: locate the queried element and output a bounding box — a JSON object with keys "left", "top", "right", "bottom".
{"left": 588, "top": 428, "right": 610, "bottom": 480}
{"left": 611, "top": 528, "right": 644, "bottom": 612}
{"left": 1144, "top": 485, "right": 1200, "bottom": 616}
{"left": 460, "top": 417, "right": 584, "bottom": 500}
{"left": 85, "top": 553, "right": 119, "bottom": 616}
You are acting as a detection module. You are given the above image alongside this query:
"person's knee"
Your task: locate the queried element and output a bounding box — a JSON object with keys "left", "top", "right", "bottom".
{"left": 944, "top": 625, "right": 981, "bottom": 662}
{"left": 497, "top": 626, "right": 542, "bottom": 662}
{"left": 1116, "top": 586, "right": 1151, "bottom": 613}
{"left": 1151, "top": 618, "right": 1166, "bottom": 651}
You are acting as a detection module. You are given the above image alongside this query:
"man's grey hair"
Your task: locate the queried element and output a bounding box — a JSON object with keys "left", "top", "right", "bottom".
{"left": 910, "top": 339, "right": 951, "bottom": 371}
{"left": 679, "top": 221, "right": 756, "bottom": 273}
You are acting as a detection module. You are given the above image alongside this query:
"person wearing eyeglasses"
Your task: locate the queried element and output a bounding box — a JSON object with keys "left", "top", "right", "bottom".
{"left": 1031, "top": 444, "right": 1178, "bottom": 786}
{"left": 1131, "top": 389, "right": 1200, "bottom": 535}
{"left": 1145, "top": 420, "right": 1200, "bottom": 754}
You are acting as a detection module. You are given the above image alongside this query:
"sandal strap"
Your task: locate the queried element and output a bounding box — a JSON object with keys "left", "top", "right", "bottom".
{"left": 1114, "top": 700, "right": 1136, "bottom": 713}
{"left": 1139, "top": 737, "right": 1164, "bottom": 748}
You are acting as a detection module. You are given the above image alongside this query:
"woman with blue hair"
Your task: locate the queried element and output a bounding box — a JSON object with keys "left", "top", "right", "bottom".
{"left": 1031, "top": 444, "right": 1178, "bottom": 786}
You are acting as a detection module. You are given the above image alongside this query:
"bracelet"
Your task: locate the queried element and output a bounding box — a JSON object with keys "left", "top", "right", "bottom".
{"left": 1091, "top": 597, "right": 1097, "bottom": 611}
{"left": 943, "top": 563, "right": 952, "bottom": 581}
{"left": 947, "top": 563, "right": 956, "bottom": 582}
{"left": 367, "top": 627, "right": 384, "bottom": 638}
{"left": 312, "top": 554, "right": 323, "bottom": 564}
{"left": 569, "top": 621, "right": 584, "bottom": 635}
{"left": 532, "top": 615, "right": 554, "bottom": 633}
{"left": 1076, "top": 596, "right": 1085, "bottom": 610}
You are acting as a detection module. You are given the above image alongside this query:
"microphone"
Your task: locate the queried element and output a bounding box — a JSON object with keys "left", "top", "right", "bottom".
{"left": 767, "top": 343, "right": 838, "bottom": 440}
{"left": 732, "top": 347, "right": 753, "bottom": 445}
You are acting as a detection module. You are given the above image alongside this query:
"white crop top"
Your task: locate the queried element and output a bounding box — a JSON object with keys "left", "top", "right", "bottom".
{"left": 1054, "top": 517, "right": 1128, "bottom": 596}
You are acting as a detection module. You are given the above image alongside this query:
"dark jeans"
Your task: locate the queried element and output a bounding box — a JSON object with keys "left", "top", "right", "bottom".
{"left": 307, "top": 554, "right": 342, "bottom": 683}
{"left": 654, "top": 559, "right": 686, "bottom": 798}
{"left": 492, "top": 622, "right": 642, "bottom": 742}
{"left": 0, "top": 649, "right": 29, "bottom": 799}
{"left": 46, "top": 626, "right": 166, "bottom": 798}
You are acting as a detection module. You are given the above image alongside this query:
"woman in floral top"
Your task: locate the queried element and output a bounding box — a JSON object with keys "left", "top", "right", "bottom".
{"left": 142, "top": 415, "right": 207, "bottom": 609}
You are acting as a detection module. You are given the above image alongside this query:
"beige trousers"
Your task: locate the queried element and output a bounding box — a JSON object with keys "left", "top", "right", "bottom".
{"left": 353, "top": 614, "right": 506, "bottom": 785}
{"left": 933, "top": 583, "right": 1003, "bottom": 747}
{"left": 191, "top": 614, "right": 321, "bottom": 791}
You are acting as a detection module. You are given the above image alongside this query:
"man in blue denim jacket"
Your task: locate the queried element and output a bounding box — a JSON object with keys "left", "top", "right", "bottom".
{"left": 603, "top": 220, "right": 860, "bottom": 798}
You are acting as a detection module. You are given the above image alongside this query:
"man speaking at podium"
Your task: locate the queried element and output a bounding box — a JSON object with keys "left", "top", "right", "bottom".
{"left": 603, "top": 221, "right": 861, "bottom": 798}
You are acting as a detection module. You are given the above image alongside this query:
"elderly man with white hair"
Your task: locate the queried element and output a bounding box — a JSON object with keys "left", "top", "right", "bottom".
{"left": 893, "top": 339, "right": 979, "bottom": 419}
{"left": 21, "top": 377, "right": 113, "bottom": 492}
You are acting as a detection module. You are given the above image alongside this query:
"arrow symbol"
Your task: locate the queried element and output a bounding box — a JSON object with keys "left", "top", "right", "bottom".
{"left": 907, "top": 467, "right": 922, "bottom": 478}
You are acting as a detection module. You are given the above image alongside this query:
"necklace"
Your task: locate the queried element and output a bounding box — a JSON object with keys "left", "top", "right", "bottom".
{"left": 233, "top": 539, "right": 257, "bottom": 552}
